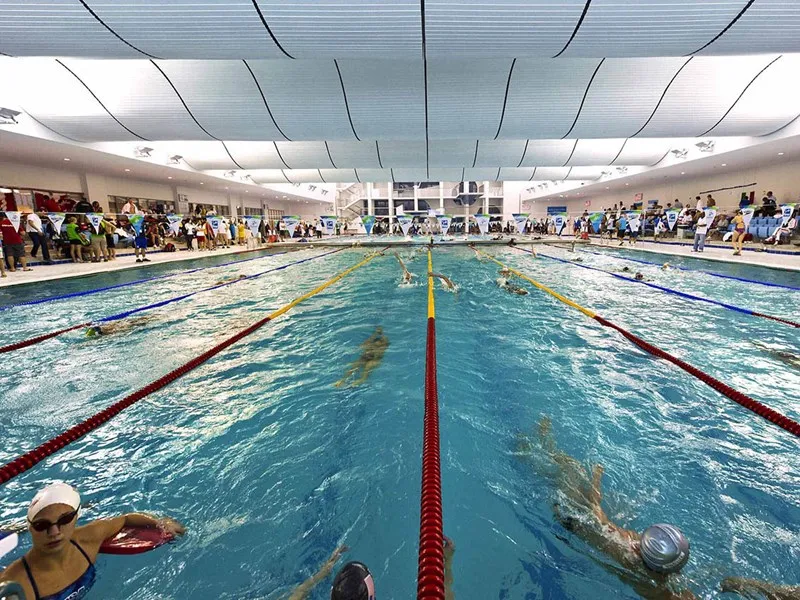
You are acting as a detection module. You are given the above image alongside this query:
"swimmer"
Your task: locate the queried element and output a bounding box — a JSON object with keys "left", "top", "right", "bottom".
{"left": 213, "top": 273, "right": 247, "bottom": 286}
{"left": 429, "top": 272, "right": 457, "bottom": 292}
{"left": 662, "top": 263, "right": 671, "bottom": 270}
{"left": 752, "top": 341, "right": 800, "bottom": 371}
{"left": 496, "top": 268, "right": 528, "bottom": 296}
{"left": 0, "top": 483, "right": 185, "bottom": 600}
{"left": 721, "top": 577, "right": 800, "bottom": 599}
{"left": 622, "top": 266, "right": 631, "bottom": 272}
{"left": 85, "top": 315, "right": 158, "bottom": 338}
{"left": 334, "top": 327, "right": 389, "bottom": 387}
{"left": 287, "top": 545, "right": 348, "bottom": 600}
{"left": 571, "top": 257, "right": 584, "bottom": 263}
{"left": 523, "top": 417, "right": 696, "bottom": 599}
{"left": 394, "top": 253, "right": 416, "bottom": 284}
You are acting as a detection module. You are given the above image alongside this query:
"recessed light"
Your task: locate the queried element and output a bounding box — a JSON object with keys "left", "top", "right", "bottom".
{"left": 605, "top": 187, "right": 609, "bottom": 189}
{"left": 225, "top": 186, "right": 228, "bottom": 189}
{"left": 778, "top": 152, "right": 784, "bottom": 156}
{"left": 681, "top": 171, "right": 685, "bottom": 175}
{"left": 721, "top": 163, "right": 727, "bottom": 166}
{"left": 625, "top": 183, "right": 629, "bottom": 186}
{"left": 200, "top": 182, "right": 204, "bottom": 185}
{"left": 63, "top": 157, "right": 70, "bottom": 161}
{"left": 124, "top": 168, "right": 130, "bottom": 172}
{"left": 168, "top": 176, "right": 172, "bottom": 179}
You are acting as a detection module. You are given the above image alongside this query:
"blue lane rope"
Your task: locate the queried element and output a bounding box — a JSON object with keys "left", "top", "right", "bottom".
{"left": 515, "top": 247, "right": 795, "bottom": 322}
{"left": 577, "top": 248, "right": 800, "bottom": 291}
{"left": 0, "top": 250, "right": 288, "bottom": 312}
{"left": 98, "top": 249, "right": 342, "bottom": 323}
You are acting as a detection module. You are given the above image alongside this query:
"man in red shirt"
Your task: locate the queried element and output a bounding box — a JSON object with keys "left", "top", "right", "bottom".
{"left": 0, "top": 214, "right": 31, "bottom": 272}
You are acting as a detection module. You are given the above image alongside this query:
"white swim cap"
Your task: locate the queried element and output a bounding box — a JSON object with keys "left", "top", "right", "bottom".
{"left": 640, "top": 524, "right": 690, "bottom": 574}
{"left": 27, "top": 483, "right": 80, "bottom": 521}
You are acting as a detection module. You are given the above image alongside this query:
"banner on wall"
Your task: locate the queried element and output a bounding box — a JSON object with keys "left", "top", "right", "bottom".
{"left": 4, "top": 211, "right": 21, "bottom": 232}
{"left": 741, "top": 206, "right": 756, "bottom": 230}
{"left": 47, "top": 213, "right": 66, "bottom": 233}
{"left": 474, "top": 214, "right": 491, "bottom": 235}
{"left": 666, "top": 209, "right": 680, "bottom": 231}
{"left": 166, "top": 214, "right": 184, "bottom": 236}
{"left": 206, "top": 215, "right": 221, "bottom": 235}
{"left": 129, "top": 214, "right": 145, "bottom": 236}
{"left": 625, "top": 210, "right": 642, "bottom": 232}
{"left": 437, "top": 214, "right": 452, "bottom": 234}
{"left": 588, "top": 212, "right": 604, "bottom": 233}
{"left": 397, "top": 214, "right": 414, "bottom": 236}
{"left": 243, "top": 216, "right": 262, "bottom": 237}
{"left": 780, "top": 203, "right": 797, "bottom": 225}
{"left": 704, "top": 207, "right": 718, "bottom": 225}
{"left": 282, "top": 215, "right": 300, "bottom": 238}
{"left": 320, "top": 215, "right": 337, "bottom": 235}
{"left": 361, "top": 214, "right": 376, "bottom": 235}
{"left": 87, "top": 213, "right": 104, "bottom": 234}
{"left": 512, "top": 213, "right": 529, "bottom": 234}
{"left": 553, "top": 213, "right": 568, "bottom": 235}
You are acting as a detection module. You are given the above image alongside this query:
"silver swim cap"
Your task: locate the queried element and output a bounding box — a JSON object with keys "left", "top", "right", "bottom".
{"left": 640, "top": 524, "right": 690, "bottom": 574}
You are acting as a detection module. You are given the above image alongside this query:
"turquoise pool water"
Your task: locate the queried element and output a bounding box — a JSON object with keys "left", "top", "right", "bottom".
{"left": 1, "top": 246, "right": 798, "bottom": 599}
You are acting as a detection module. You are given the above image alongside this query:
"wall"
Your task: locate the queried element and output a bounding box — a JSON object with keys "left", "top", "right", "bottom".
{"left": 0, "top": 162, "right": 83, "bottom": 193}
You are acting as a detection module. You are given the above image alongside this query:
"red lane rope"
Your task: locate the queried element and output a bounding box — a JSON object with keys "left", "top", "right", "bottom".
{"left": 417, "top": 316, "right": 445, "bottom": 600}
{"left": 0, "top": 323, "right": 91, "bottom": 354}
{"left": 593, "top": 316, "right": 800, "bottom": 437}
{"left": 751, "top": 312, "right": 800, "bottom": 328}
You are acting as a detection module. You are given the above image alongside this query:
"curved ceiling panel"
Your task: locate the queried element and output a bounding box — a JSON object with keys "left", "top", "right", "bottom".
{"left": 429, "top": 140, "right": 479, "bottom": 168}
{"left": 532, "top": 167, "right": 571, "bottom": 180}
{"left": 59, "top": 59, "right": 213, "bottom": 140}
{"left": 371, "top": 141, "right": 426, "bottom": 168}
{"left": 154, "top": 60, "right": 286, "bottom": 140}
{"left": 706, "top": 55, "right": 800, "bottom": 136}
{"left": 698, "top": 0, "right": 800, "bottom": 55}
{"left": 259, "top": 0, "right": 421, "bottom": 59}
{"left": 392, "top": 168, "right": 432, "bottom": 182}
{"left": 355, "top": 169, "right": 393, "bottom": 182}
{"left": 284, "top": 169, "right": 323, "bottom": 183}
{"left": 463, "top": 168, "right": 502, "bottom": 181}
{"left": 566, "top": 139, "right": 627, "bottom": 166}
{"left": 336, "top": 60, "right": 425, "bottom": 141}
{"left": 249, "top": 169, "right": 290, "bottom": 183}
{"left": 318, "top": 169, "right": 358, "bottom": 183}
{"left": 84, "top": 0, "right": 285, "bottom": 59}
{"left": 327, "top": 141, "right": 381, "bottom": 169}
{"left": 497, "top": 59, "right": 603, "bottom": 139}
{"left": 7, "top": 59, "right": 140, "bottom": 142}
{"left": 561, "top": 0, "right": 751, "bottom": 57}
{"left": 612, "top": 139, "right": 676, "bottom": 165}
{"left": 499, "top": 167, "right": 536, "bottom": 180}
{"left": 245, "top": 60, "right": 355, "bottom": 140}
{"left": 425, "top": 0, "right": 586, "bottom": 58}
{"left": 474, "top": 140, "right": 527, "bottom": 167}
{"left": 0, "top": 0, "right": 139, "bottom": 58}
{"left": 225, "top": 141, "right": 285, "bottom": 169}
{"left": 566, "top": 166, "right": 603, "bottom": 180}
{"left": 172, "top": 141, "right": 239, "bottom": 170}
{"left": 635, "top": 55, "right": 780, "bottom": 137}
{"left": 427, "top": 59, "right": 513, "bottom": 139}
{"left": 568, "top": 58, "right": 688, "bottom": 138}
{"left": 519, "top": 140, "right": 576, "bottom": 167}
{"left": 274, "top": 142, "right": 335, "bottom": 169}
{"left": 427, "top": 168, "right": 464, "bottom": 182}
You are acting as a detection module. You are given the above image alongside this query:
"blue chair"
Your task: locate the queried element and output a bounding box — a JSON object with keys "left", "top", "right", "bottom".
{"left": 757, "top": 226, "right": 770, "bottom": 239}
{"left": 727, "top": 223, "right": 735, "bottom": 232}
{"left": 748, "top": 225, "right": 759, "bottom": 236}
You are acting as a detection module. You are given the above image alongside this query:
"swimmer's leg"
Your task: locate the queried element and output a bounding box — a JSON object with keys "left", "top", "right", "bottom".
{"left": 334, "top": 363, "right": 361, "bottom": 388}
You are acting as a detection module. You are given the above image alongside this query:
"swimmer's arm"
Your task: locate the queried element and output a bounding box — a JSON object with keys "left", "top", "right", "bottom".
{"left": 77, "top": 513, "right": 185, "bottom": 546}
{"left": 287, "top": 545, "right": 348, "bottom": 600}
{"left": 721, "top": 577, "right": 800, "bottom": 599}
{"left": 444, "top": 537, "right": 456, "bottom": 600}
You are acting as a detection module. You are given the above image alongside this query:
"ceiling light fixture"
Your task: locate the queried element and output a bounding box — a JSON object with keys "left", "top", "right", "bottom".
{"left": 0, "top": 107, "right": 22, "bottom": 125}
{"left": 721, "top": 163, "right": 726, "bottom": 166}
{"left": 695, "top": 140, "right": 715, "bottom": 153}
{"left": 124, "top": 168, "right": 130, "bottom": 172}
{"left": 224, "top": 170, "right": 237, "bottom": 178}
{"left": 670, "top": 149, "right": 688, "bottom": 160}
{"left": 168, "top": 155, "right": 183, "bottom": 165}
{"left": 134, "top": 146, "right": 153, "bottom": 158}
{"left": 625, "top": 183, "right": 629, "bottom": 186}
{"left": 200, "top": 182, "right": 204, "bottom": 185}
{"left": 168, "top": 176, "right": 172, "bottom": 179}
{"left": 63, "top": 157, "right": 70, "bottom": 161}
{"left": 778, "top": 152, "right": 784, "bottom": 156}
{"left": 681, "top": 171, "right": 685, "bottom": 175}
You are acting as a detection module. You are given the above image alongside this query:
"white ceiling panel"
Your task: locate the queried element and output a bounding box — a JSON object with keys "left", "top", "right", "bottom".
{"left": 245, "top": 60, "right": 355, "bottom": 140}
{"left": 355, "top": 169, "right": 393, "bottom": 182}
{"left": 566, "top": 167, "right": 603, "bottom": 180}
{"left": 391, "top": 169, "right": 433, "bottom": 182}
{"left": 249, "top": 169, "right": 291, "bottom": 183}
{"left": 427, "top": 168, "right": 464, "bottom": 182}
{"left": 429, "top": 140, "right": 479, "bottom": 168}
{"left": 260, "top": 0, "right": 421, "bottom": 59}
{"left": 612, "top": 139, "right": 675, "bottom": 165}
{"left": 497, "top": 59, "right": 604, "bottom": 139}
{"left": 474, "top": 140, "right": 528, "bottom": 167}
{"left": 0, "top": 0, "right": 139, "bottom": 58}
{"left": 425, "top": 0, "right": 587, "bottom": 58}
{"left": 274, "top": 142, "right": 335, "bottom": 169}
{"left": 705, "top": 55, "right": 800, "bottom": 136}
{"left": 499, "top": 167, "right": 537, "bottom": 180}
{"left": 175, "top": 141, "right": 239, "bottom": 170}
{"left": 463, "top": 168, "right": 502, "bottom": 181}
{"left": 636, "top": 55, "right": 780, "bottom": 137}
{"left": 375, "top": 141, "right": 427, "bottom": 168}
{"left": 154, "top": 60, "right": 286, "bottom": 140}
{"left": 566, "top": 139, "right": 627, "bottom": 166}
{"left": 82, "top": 0, "right": 285, "bottom": 59}
{"left": 327, "top": 141, "right": 381, "bottom": 169}
{"left": 318, "top": 169, "right": 358, "bottom": 183}
{"left": 225, "top": 141, "right": 286, "bottom": 169}
{"left": 698, "top": 0, "right": 800, "bottom": 55}
{"left": 518, "top": 140, "right": 576, "bottom": 167}
{"left": 561, "top": 0, "right": 751, "bottom": 57}
{"left": 532, "top": 167, "right": 571, "bottom": 180}
{"left": 283, "top": 169, "right": 324, "bottom": 183}
{"left": 59, "top": 59, "right": 213, "bottom": 140}
{"left": 568, "top": 58, "right": 689, "bottom": 138}
{"left": 427, "top": 60, "right": 513, "bottom": 139}
{"left": 7, "top": 59, "right": 140, "bottom": 142}
{"left": 336, "top": 60, "right": 425, "bottom": 141}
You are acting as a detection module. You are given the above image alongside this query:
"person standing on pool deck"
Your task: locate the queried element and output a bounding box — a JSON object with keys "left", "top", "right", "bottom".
{"left": 730, "top": 209, "right": 746, "bottom": 256}
{"left": 692, "top": 211, "right": 708, "bottom": 253}
{"left": 527, "top": 418, "right": 696, "bottom": 600}
{"left": 0, "top": 482, "right": 185, "bottom": 600}
{"left": 134, "top": 224, "right": 149, "bottom": 263}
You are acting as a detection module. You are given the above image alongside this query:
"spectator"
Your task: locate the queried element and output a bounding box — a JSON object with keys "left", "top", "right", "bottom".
{"left": 101, "top": 216, "right": 117, "bottom": 260}
{"left": 134, "top": 224, "right": 150, "bottom": 263}
{"left": 64, "top": 216, "right": 85, "bottom": 263}
{"left": 91, "top": 201, "right": 103, "bottom": 213}
{"left": 673, "top": 198, "right": 683, "bottom": 209}
{"left": 692, "top": 210, "right": 709, "bottom": 253}
{"left": 0, "top": 213, "right": 32, "bottom": 272}
{"left": 765, "top": 190, "right": 778, "bottom": 205}
{"left": 184, "top": 219, "right": 196, "bottom": 251}
{"left": 694, "top": 195, "right": 703, "bottom": 210}
{"left": 121, "top": 199, "right": 137, "bottom": 214}
{"left": 90, "top": 220, "right": 108, "bottom": 262}
{"left": 762, "top": 210, "right": 797, "bottom": 247}
{"left": 73, "top": 197, "right": 93, "bottom": 214}
{"left": 25, "top": 209, "right": 54, "bottom": 265}
{"left": 706, "top": 194, "right": 716, "bottom": 207}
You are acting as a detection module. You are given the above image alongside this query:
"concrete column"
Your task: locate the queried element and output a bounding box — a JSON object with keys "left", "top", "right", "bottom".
{"left": 439, "top": 182, "right": 444, "bottom": 212}
{"left": 228, "top": 193, "right": 237, "bottom": 219}
{"left": 413, "top": 184, "right": 419, "bottom": 212}
{"left": 367, "top": 182, "right": 374, "bottom": 215}
{"left": 483, "top": 180, "right": 490, "bottom": 214}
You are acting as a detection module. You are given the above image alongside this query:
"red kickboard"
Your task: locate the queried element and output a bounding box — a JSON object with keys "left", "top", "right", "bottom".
{"left": 99, "top": 526, "right": 174, "bottom": 555}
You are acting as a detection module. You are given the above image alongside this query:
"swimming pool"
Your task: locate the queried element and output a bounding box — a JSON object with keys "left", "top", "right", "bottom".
{"left": 1, "top": 246, "right": 798, "bottom": 599}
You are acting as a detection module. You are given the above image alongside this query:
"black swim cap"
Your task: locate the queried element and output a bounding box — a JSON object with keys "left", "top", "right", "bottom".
{"left": 331, "top": 562, "right": 375, "bottom": 600}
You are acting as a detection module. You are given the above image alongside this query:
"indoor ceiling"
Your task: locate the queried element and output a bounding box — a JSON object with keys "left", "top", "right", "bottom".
{"left": 2, "top": 0, "right": 800, "bottom": 184}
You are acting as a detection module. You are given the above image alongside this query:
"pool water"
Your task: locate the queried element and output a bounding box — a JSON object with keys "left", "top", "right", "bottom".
{"left": 1, "top": 246, "right": 798, "bottom": 599}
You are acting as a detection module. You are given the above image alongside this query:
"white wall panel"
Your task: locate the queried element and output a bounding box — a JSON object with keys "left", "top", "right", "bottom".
{"left": 474, "top": 140, "right": 528, "bottom": 167}
{"left": 246, "top": 60, "right": 355, "bottom": 140}
{"left": 519, "top": 140, "right": 575, "bottom": 167}
{"left": 498, "top": 59, "right": 603, "bottom": 139}
{"left": 567, "top": 139, "right": 627, "bottom": 166}
{"left": 327, "top": 142, "right": 382, "bottom": 168}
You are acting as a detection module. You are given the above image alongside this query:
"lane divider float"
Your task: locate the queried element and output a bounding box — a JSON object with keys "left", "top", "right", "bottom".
{"left": 477, "top": 250, "right": 800, "bottom": 439}
{"left": 0, "top": 250, "right": 383, "bottom": 486}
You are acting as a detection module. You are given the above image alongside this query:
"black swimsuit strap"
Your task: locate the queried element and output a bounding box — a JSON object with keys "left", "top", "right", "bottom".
{"left": 21, "top": 556, "right": 42, "bottom": 600}
{"left": 70, "top": 540, "right": 93, "bottom": 567}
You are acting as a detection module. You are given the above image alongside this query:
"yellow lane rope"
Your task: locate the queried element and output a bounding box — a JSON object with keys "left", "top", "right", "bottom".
{"left": 427, "top": 249, "right": 436, "bottom": 319}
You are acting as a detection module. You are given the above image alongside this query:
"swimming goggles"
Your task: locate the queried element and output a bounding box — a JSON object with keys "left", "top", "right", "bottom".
{"left": 28, "top": 508, "right": 79, "bottom": 532}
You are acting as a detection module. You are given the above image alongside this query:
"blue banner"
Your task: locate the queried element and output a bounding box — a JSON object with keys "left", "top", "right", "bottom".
{"left": 361, "top": 214, "right": 376, "bottom": 235}
{"left": 129, "top": 214, "right": 145, "bottom": 236}
{"left": 321, "top": 215, "right": 337, "bottom": 235}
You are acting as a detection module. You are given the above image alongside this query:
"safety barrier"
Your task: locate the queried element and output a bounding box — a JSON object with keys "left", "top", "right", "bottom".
{"left": 0, "top": 249, "right": 342, "bottom": 354}
{"left": 0, "top": 249, "right": 289, "bottom": 312}
{"left": 514, "top": 247, "right": 799, "bottom": 328}
{"left": 478, "top": 250, "right": 800, "bottom": 439}
{"left": 579, "top": 248, "right": 800, "bottom": 291}
{"left": 417, "top": 250, "right": 445, "bottom": 600}
{"left": 0, "top": 251, "right": 383, "bottom": 486}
